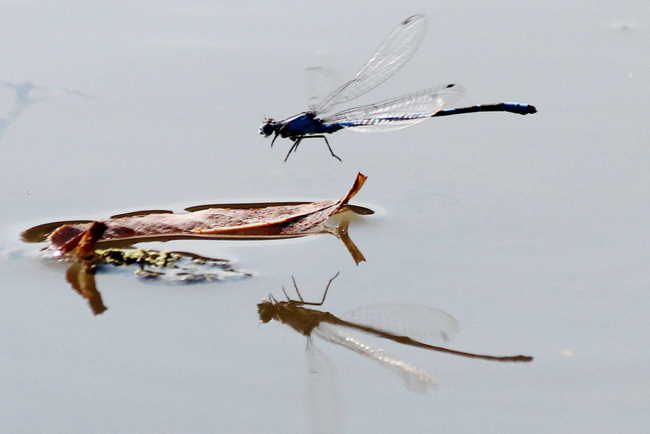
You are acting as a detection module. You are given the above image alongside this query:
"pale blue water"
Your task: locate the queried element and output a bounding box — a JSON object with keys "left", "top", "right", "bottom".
{"left": 1, "top": 1, "right": 649, "bottom": 433}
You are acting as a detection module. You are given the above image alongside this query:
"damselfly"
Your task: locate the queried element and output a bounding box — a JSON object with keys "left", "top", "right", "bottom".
{"left": 258, "top": 273, "right": 533, "bottom": 393}
{"left": 260, "top": 14, "right": 537, "bottom": 161}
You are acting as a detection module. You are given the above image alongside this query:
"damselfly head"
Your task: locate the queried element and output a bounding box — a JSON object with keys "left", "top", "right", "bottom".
{"left": 257, "top": 300, "right": 276, "bottom": 323}
{"left": 259, "top": 119, "right": 277, "bottom": 137}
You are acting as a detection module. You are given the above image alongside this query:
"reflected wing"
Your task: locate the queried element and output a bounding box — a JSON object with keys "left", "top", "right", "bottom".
{"left": 339, "top": 302, "right": 460, "bottom": 345}
{"left": 337, "top": 303, "right": 534, "bottom": 363}
{"left": 313, "top": 323, "right": 437, "bottom": 393}
{"left": 321, "top": 84, "right": 464, "bottom": 132}
{"left": 315, "top": 14, "right": 428, "bottom": 114}
{"left": 306, "top": 339, "right": 345, "bottom": 434}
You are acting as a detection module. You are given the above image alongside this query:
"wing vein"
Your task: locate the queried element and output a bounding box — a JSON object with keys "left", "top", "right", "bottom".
{"left": 315, "top": 14, "right": 428, "bottom": 114}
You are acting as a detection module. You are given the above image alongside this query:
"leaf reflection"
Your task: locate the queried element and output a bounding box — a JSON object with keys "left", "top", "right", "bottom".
{"left": 66, "top": 260, "right": 106, "bottom": 315}
{"left": 63, "top": 244, "right": 249, "bottom": 316}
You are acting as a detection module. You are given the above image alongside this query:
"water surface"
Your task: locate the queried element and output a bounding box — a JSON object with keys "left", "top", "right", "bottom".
{"left": 1, "top": 1, "right": 649, "bottom": 433}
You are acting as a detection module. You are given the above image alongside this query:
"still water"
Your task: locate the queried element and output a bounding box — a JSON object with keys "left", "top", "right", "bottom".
{"left": 2, "top": 1, "right": 649, "bottom": 433}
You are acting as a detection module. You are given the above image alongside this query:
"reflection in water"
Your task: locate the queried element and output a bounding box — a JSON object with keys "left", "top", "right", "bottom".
{"left": 259, "top": 274, "right": 533, "bottom": 433}
{"left": 64, "top": 247, "right": 250, "bottom": 315}
{"left": 0, "top": 80, "right": 94, "bottom": 138}
{"left": 66, "top": 260, "right": 106, "bottom": 315}
{"left": 259, "top": 273, "right": 532, "bottom": 391}
{"left": 305, "top": 339, "right": 344, "bottom": 434}
{"left": 24, "top": 220, "right": 250, "bottom": 315}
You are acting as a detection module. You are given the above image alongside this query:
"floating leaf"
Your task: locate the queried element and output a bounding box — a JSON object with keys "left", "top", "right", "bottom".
{"left": 26, "top": 173, "right": 368, "bottom": 263}
{"left": 19, "top": 174, "right": 372, "bottom": 315}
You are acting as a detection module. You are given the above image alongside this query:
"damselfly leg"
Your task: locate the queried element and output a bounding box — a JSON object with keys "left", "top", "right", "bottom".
{"left": 285, "top": 136, "right": 342, "bottom": 162}
{"left": 282, "top": 272, "right": 341, "bottom": 305}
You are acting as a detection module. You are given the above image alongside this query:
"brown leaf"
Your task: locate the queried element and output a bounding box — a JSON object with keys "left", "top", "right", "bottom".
{"left": 47, "top": 173, "right": 367, "bottom": 254}
{"left": 58, "top": 221, "right": 107, "bottom": 259}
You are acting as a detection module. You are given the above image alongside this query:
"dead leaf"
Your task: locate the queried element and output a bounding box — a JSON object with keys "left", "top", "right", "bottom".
{"left": 49, "top": 173, "right": 366, "bottom": 254}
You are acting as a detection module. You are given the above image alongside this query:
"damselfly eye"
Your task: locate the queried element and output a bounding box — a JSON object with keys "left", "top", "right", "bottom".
{"left": 260, "top": 121, "right": 276, "bottom": 137}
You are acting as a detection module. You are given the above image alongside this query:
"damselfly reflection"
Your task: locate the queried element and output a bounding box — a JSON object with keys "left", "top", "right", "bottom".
{"left": 260, "top": 14, "right": 537, "bottom": 161}
{"left": 258, "top": 273, "right": 533, "bottom": 393}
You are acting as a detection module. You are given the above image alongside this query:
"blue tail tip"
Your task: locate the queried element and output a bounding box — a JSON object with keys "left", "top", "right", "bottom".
{"left": 504, "top": 102, "right": 537, "bottom": 115}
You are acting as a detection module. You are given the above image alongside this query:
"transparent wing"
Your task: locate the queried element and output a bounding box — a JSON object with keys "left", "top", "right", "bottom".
{"left": 321, "top": 84, "right": 465, "bottom": 132}
{"left": 314, "top": 14, "right": 428, "bottom": 115}
{"left": 313, "top": 323, "right": 437, "bottom": 393}
{"left": 304, "top": 66, "right": 341, "bottom": 112}
{"left": 339, "top": 302, "right": 460, "bottom": 345}
{"left": 306, "top": 339, "right": 345, "bottom": 434}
